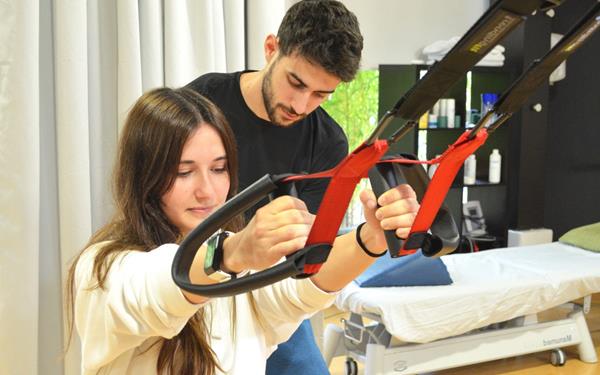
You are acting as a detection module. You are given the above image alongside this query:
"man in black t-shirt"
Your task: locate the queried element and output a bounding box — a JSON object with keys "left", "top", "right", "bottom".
{"left": 187, "top": 1, "right": 363, "bottom": 373}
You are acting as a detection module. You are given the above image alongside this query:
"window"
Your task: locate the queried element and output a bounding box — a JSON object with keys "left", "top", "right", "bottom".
{"left": 321, "top": 70, "right": 379, "bottom": 228}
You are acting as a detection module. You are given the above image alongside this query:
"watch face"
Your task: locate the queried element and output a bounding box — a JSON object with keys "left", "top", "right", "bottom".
{"left": 206, "top": 270, "right": 231, "bottom": 282}
{"left": 205, "top": 230, "right": 233, "bottom": 278}
{"left": 204, "top": 232, "right": 222, "bottom": 276}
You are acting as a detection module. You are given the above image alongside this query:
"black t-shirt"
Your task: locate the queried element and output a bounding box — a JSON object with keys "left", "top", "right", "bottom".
{"left": 187, "top": 71, "right": 348, "bottom": 218}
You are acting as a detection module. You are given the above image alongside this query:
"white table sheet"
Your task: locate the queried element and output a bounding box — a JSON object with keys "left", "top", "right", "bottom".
{"left": 336, "top": 242, "right": 600, "bottom": 343}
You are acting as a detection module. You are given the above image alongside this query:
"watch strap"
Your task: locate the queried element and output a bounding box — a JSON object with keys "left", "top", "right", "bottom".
{"left": 204, "top": 231, "right": 231, "bottom": 280}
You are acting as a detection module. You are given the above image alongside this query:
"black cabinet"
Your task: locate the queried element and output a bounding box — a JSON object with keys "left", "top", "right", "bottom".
{"left": 378, "top": 64, "right": 515, "bottom": 242}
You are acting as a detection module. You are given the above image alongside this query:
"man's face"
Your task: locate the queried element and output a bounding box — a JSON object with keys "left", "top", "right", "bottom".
{"left": 261, "top": 53, "right": 341, "bottom": 127}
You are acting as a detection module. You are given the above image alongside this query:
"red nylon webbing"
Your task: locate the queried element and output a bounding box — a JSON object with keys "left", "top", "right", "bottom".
{"left": 284, "top": 140, "right": 389, "bottom": 274}
{"left": 378, "top": 156, "right": 442, "bottom": 166}
{"left": 402, "top": 130, "right": 488, "bottom": 253}
{"left": 281, "top": 130, "right": 487, "bottom": 267}
{"left": 373, "top": 132, "right": 487, "bottom": 255}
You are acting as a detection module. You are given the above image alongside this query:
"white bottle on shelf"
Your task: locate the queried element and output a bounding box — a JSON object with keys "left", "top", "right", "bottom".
{"left": 447, "top": 99, "right": 456, "bottom": 128}
{"left": 464, "top": 154, "right": 476, "bottom": 185}
{"left": 489, "top": 149, "right": 502, "bottom": 183}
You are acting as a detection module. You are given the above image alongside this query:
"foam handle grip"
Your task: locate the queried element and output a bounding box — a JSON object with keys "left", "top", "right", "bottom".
{"left": 368, "top": 163, "right": 407, "bottom": 256}
{"left": 268, "top": 180, "right": 298, "bottom": 201}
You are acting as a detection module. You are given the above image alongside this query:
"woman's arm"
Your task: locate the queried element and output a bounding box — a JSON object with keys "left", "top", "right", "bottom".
{"left": 221, "top": 196, "right": 315, "bottom": 273}
{"left": 216, "top": 184, "right": 418, "bottom": 293}
{"left": 184, "top": 196, "right": 315, "bottom": 302}
{"left": 310, "top": 185, "right": 419, "bottom": 292}
{"left": 183, "top": 243, "right": 221, "bottom": 304}
{"left": 75, "top": 244, "right": 205, "bottom": 369}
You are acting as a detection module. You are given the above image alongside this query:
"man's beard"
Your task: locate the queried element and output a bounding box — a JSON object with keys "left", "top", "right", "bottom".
{"left": 261, "top": 62, "right": 306, "bottom": 127}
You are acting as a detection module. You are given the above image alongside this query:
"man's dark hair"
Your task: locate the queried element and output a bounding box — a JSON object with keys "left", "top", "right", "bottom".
{"left": 277, "top": 0, "right": 363, "bottom": 82}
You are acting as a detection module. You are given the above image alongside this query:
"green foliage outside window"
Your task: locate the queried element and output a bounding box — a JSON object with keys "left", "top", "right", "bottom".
{"left": 320, "top": 69, "right": 379, "bottom": 227}
{"left": 321, "top": 69, "right": 379, "bottom": 151}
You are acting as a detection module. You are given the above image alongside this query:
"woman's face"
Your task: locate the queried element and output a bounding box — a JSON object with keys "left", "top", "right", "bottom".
{"left": 161, "top": 124, "right": 230, "bottom": 236}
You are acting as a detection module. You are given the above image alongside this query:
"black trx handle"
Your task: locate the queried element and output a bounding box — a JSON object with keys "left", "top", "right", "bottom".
{"left": 368, "top": 161, "right": 407, "bottom": 256}
{"left": 268, "top": 177, "right": 299, "bottom": 202}
{"left": 369, "top": 155, "right": 460, "bottom": 257}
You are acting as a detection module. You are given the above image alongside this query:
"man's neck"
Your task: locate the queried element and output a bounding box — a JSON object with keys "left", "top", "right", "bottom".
{"left": 239, "top": 71, "right": 269, "bottom": 121}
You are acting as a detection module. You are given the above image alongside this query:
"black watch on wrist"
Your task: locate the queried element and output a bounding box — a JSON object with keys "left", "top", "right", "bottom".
{"left": 204, "top": 231, "right": 233, "bottom": 282}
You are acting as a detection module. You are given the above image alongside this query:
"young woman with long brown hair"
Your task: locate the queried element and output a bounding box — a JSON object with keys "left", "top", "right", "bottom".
{"left": 66, "top": 87, "right": 419, "bottom": 374}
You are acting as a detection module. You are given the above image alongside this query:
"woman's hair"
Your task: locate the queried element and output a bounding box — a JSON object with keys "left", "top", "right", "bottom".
{"left": 65, "top": 87, "right": 244, "bottom": 374}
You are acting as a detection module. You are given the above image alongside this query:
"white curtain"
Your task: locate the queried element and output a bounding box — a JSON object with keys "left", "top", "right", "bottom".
{"left": 1, "top": 0, "right": 262, "bottom": 373}
{"left": 0, "top": 1, "right": 40, "bottom": 375}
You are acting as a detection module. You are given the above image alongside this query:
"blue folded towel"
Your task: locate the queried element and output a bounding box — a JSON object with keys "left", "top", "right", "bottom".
{"left": 355, "top": 250, "right": 453, "bottom": 287}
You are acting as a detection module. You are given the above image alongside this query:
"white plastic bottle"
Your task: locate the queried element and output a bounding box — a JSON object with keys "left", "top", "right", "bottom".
{"left": 489, "top": 149, "right": 502, "bottom": 183}
{"left": 446, "top": 99, "right": 456, "bottom": 128}
{"left": 464, "top": 154, "right": 476, "bottom": 185}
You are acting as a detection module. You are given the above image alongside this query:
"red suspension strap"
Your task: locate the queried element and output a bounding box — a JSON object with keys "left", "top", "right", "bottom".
{"left": 286, "top": 128, "right": 489, "bottom": 263}
{"left": 380, "top": 129, "right": 489, "bottom": 255}
{"left": 284, "top": 140, "right": 390, "bottom": 274}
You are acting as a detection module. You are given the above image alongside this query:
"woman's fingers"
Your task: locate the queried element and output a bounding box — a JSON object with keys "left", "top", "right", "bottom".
{"left": 254, "top": 196, "right": 312, "bottom": 228}
{"left": 375, "top": 197, "right": 420, "bottom": 222}
{"left": 243, "top": 195, "right": 314, "bottom": 268}
{"left": 268, "top": 223, "right": 312, "bottom": 242}
{"left": 263, "top": 213, "right": 313, "bottom": 258}
{"left": 269, "top": 236, "right": 309, "bottom": 257}
{"left": 258, "top": 195, "right": 308, "bottom": 214}
{"left": 360, "top": 184, "right": 420, "bottom": 242}
{"left": 377, "top": 184, "right": 417, "bottom": 206}
{"left": 358, "top": 189, "right": 379, "bottom": 225}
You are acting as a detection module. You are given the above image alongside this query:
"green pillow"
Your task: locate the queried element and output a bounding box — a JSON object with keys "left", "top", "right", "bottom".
{"left": 559, "top": 222, "right": 600, "bottom": 252}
